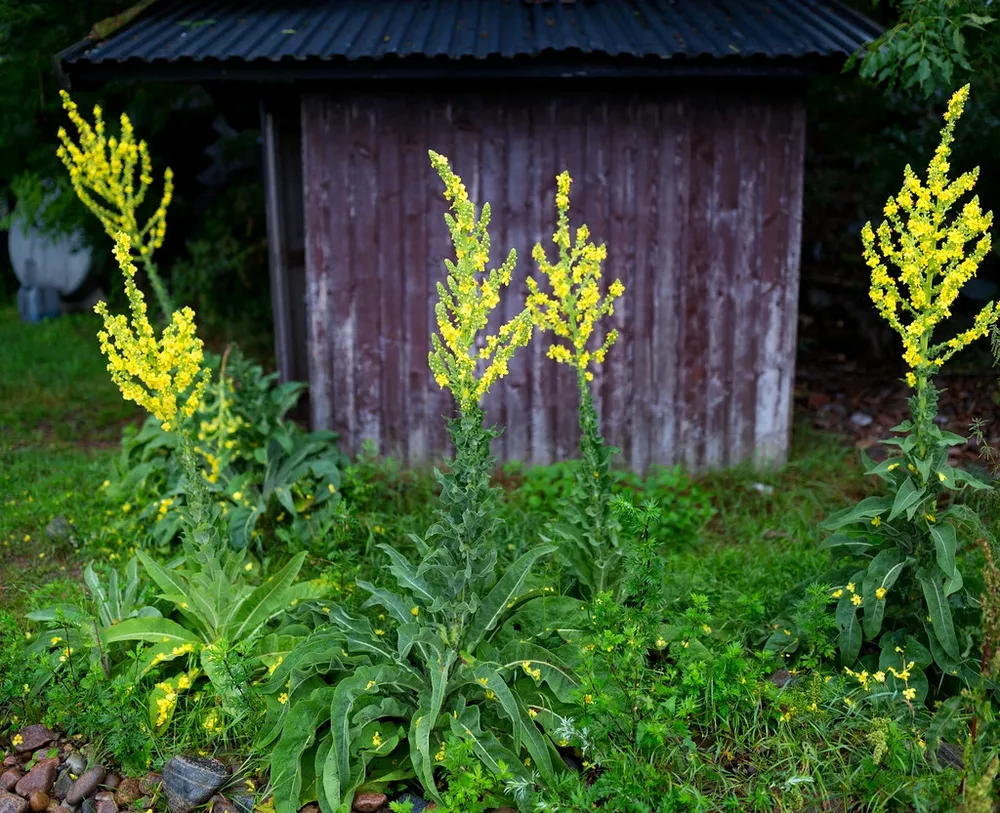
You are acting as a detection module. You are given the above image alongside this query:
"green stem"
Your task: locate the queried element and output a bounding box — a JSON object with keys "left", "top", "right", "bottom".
{"left": 139, "top": 254, "right": 174, "bottom": 323}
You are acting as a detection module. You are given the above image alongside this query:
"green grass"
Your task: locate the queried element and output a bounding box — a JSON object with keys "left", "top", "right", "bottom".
{"left": 0, "top": 305, "right": 140, "bottom": 616}
{"left": 0, "top": 305, "right": 139, "bottom": 447}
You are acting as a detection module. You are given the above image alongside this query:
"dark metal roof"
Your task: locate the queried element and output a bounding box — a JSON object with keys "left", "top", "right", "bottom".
{"left": 58, "top": 0, "right": 882, "bottom": 84}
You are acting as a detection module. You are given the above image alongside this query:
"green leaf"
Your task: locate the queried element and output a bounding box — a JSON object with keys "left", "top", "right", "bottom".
{"left": 888, "top": 477, "right": 925, "bottom": 522}
{"left": 410, "top": 649, "right": 456, "bottom": 798}
{"left": 136, "top": 551, "right": 215, "bottom": 634}
{"left": 466, "top": 545, "right": 556, "bottom": 651}
{"left": 326, "top": 668, "right": 390, "bottom": 810}
{"left": 270, "top": 687, "right": 336, "bottom": 813}
{"left": 835, "top": 571, "right": 866, "bottom": 666}
{"left": 227, "top": 551, "right": 306, "bottom": 640}
{"left": 376, "top": 544, "right": 434, "bottom": 603}
{"left": 356, "top": 581, "right": 410, "bottom": 625}
{"left": 101, "top": 617, "right": 200, "bottom": 647}
{"left": 860, "top": 549, "right": 904, "bottom": 639}
{"left": 466, "top": 664, "right": 554, "bottom": 780}
{"left": 916, "top": 567, "right": 960, "bottom": 661}
{"left": 818, "top": 534, "right": 875, "bottom": 554}
{"left": 929, "top": 524, "right": 957, "bottom": 580}
{"left": 449, "top": 703, "right": 529, "bottom": 780}
{"left": 821, "top": 497, "right": 892, "bottom": 530}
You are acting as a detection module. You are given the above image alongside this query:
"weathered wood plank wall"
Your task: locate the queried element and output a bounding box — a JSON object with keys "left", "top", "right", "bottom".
{"left": 301, "top": 87, "right": 805, "bottom": 471}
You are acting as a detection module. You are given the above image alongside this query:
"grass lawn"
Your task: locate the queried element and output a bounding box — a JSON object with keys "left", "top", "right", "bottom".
{"left": 0, "top": 305, "right": 142, "bottom": 615}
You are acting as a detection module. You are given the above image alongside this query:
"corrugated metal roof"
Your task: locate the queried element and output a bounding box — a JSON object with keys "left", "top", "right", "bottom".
{"left": 61, "top": 0, "right": 880, "bottom": 69}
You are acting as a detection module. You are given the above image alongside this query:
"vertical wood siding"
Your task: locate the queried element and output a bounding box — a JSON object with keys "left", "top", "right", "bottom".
{"left": 301, "top": 88, "right": 805, "bottom": 471}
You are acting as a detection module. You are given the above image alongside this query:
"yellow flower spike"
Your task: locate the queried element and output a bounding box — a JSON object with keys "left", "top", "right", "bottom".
{"left": 56, "top": 90, "right": 174, "bottom": 318}
{"left": 94, "top": 232, "right": 208, "bottom": 431}
{"left": 527, "top": 171, "right": 624, "bottom": 377}
{"left": 862, "top": 85, "right": 996, "bottom": 383}
{"left": 427, "top": 151, "right": 533, "bottom": 411}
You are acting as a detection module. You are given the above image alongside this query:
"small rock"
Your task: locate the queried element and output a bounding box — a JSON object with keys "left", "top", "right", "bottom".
{"left": 769, "top": 669, "right": 797, "bottom": 688}
{"left": 225, "top": 780, "right": 253, "bottom": 813}
{"left": 16, "top": 763, "right": 57, "bottom": 796}
{"left": 65, "top": 769, "right": 106, "bottom": 806}
{"left": 352, "top": 794, "right": 387, "bottom": 813}
{"left": 161, "top": 757, "right": 229, "bottom": 813}
{"left": 63, "top": 758, "right": 85, "bottom": 779}
{"left": 52, "top": 808, "right": 72, "bottom": 813}
{"left": 0, "top": 772, "right": 22, "bottom": 793}
{"left": 45, "top": 516, "right": 72, "bottom": 542}
{"left": 52, "top": 772, "right": 73, "bottom": 802}
{"left": 28, "top": 793, "right": 49, "bottom": 812}
{"left": 81, "top": 800, "right": 95, "bottom": 813}
{"left": 849, "top": 411, "right": 874, "bottom": 428}
{"left": 2, "top": 761, "right": 17, "bottom": 770}
{"left": 100, "top": 776, "right": 118, "bottom": 793}
{"left": 90, "top": 798, "right": 111, "bottom": 806}
{"left": 937, "top": 741, "right": 965, "bottom": 769}
{"left": 296, "top": 805, "right": 320, "bottom": 813}
{"left": 137, "top": 774, "right": 160, "bottom": 797}
{"left": 392, "top": 795, "right": 429, "bottom": 813}
{"left": 13, "top": 729, "right": 55, "bottom": 756}
{"left": 94, "top": 801, "right": 115, "bottom": 813}
{"left": 209, "top": 795, "right": 238, "bottom": 813}
{"left": 112, "top": 779, "right": 141, "bottom": 808}
{"left": 0, "top": 793, "right": 29, "bottom": 813}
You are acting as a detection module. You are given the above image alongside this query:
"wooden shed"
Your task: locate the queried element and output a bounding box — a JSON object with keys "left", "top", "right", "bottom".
{"left": 59, "top": 0, "right": 880, "bottom": 472}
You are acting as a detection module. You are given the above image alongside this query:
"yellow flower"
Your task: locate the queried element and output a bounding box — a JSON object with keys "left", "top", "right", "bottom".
{"left": 875, "top": 587, "right": 887, "bottom": 600}
{"left": 831, "top": 589, "right": 844, "bottom": 599}
{"left": 527, "top": 171, "right": 624, "bottom": 379}
{"left": 871, "top": 516, "right": 881, "bottom": 527}
{"left": 846, "top": 582, "right": 856, "bottom": 593}
{"left": 11, "top": 735, "right": 23, "bottom": 747}
{"left": 583, "top": 694, "right": 593, "bottom": 704}
{"left": 426, "top": 151, "right": 533, "bottom": 411}
{"left": 861, "top": 85, "right": 996, "bottom": 385}
{"left": 56, "top": 90, "right": 174, "bottom": 317}
{"left": 94, "top": 233, "right": 208, "bottom": 431}
{"left": 411, "top": 606, "right": 420, "bottom": 617}
{"left": 50, "top": 636, "right": 62, "bottom": 646}
{"left": 851, "top": 593, "right": 863, "bottom": 606}
{"left": 372, "top": 732, "right": 383, "bottom": 748}
{"left": 278, "top": 692, "right": 288, "bottom": 705}
{"left": 244, "top": 562, "right": 253, "bottom": 572}
{"left": 903, "top": 687, "right": 917, "bottom": 701}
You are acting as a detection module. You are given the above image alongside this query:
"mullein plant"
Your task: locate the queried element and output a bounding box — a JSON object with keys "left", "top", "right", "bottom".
{"left": 56, "top": 90, "right": 174, "bottom": 321}
{"left": 812, "top": 85, "right": 995, "bottom": 693}
{"left": 264, "top": 154, "right": 570, "bottom": 813}
{"left": 526, "top": 172, "right": 626, "bottom": 599}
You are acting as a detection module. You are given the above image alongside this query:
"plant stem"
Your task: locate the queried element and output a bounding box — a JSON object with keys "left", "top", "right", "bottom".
{"left": 139, "top": 255, "right": 174, "bottom": 323}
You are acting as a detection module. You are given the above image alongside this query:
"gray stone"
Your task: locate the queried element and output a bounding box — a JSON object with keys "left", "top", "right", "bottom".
{"left": 80, "top": 800, "right": 95, "bottom": 813}
{"left": 209, "top": 795, "right": 238, "bottom": 813}
{"left": 65, "top": 769, "right": 106, "bottom": 806}
{"left": 351, "top": 794, "right": 386, "bottom": 813}
{"left": 52, "top": 807, "right": 72, "bottom": 813}
{"left": 100, "top": 777, "right": 117, "bottom": 793}
{"left": 45, "top": 516, "right": 71, "bottom": 542}
{"left": 0, "top": 793, "right": 29, "bottom": 813}
{"left": 226, "top": 780, "right": 253, "bottom": 813}
{"left": 64, "top": 757, "right": 85, "bottom": 778}
{"left": 16, "top": 763, "right": 56, "bottom": 796}
{"left": 161, "top": 757, "right": 229, "bottom": 813}
{"left": 52, "top": 772, "right": 73, "bottom": 802}
{"left": 94, "top": 801, "right": 115, "bottom": 813}
{"left": 0, "top": 772, "right": 22, "bottom": 793}
{"left": 13, "top": 728, "right": 55, "bottom": 756}
{"left": 2, "top": 760, "right": 18, "bottom": 770}
{"left": 393, "top": 795, "right": 429, "bottom": 813}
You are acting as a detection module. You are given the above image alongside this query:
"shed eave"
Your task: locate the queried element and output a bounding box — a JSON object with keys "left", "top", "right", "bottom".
{"left": 57, "top": 52, "right": 851, "bottom": 89}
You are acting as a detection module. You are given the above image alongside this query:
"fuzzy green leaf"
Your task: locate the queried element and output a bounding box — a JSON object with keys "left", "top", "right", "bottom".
{"left": 916, "top": 567, "right": 960, "bottom": 661}
{"left": 929, "top": 523, "right": 957, "bottom": 580}
{"left": 227, "top": 551, "right": 307, "bottom": 640}
{"left": 466, "top": 545, "right": 556, "bottom": 651}
{"left": 101, "top": 616, "right": 200, "bottom": 647}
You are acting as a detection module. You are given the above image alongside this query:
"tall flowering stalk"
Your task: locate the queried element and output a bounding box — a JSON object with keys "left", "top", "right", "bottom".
{"left": 527, "top": 171, "right": 626, "bottom": 599}
{"left": 816, "top": 85, "right": 994, "bottom": 690}
{"left": 96, "top": 233, "right": 206, "bottom": 433}
{"left": 423, "top": 151, "right": 539, "bottom": 634}
{"left": 427, "top": 150, "right": 533, "bottom": 413}
{"left": 56, "top": 90, "right": 174, "bottom": 321}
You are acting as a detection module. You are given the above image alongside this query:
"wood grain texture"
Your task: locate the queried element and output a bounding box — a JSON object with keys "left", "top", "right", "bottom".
{"left": 299, "top": 87, "right": 806, "bottom": 471}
